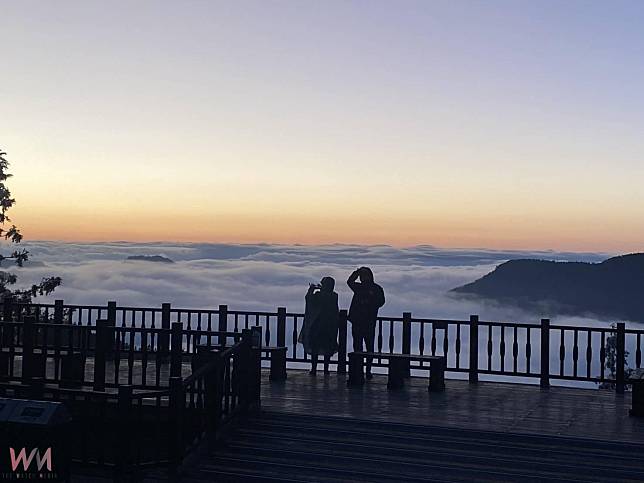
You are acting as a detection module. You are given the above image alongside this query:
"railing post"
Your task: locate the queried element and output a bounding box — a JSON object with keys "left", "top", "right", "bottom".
{"left": 106, "top": 301, "right": 117, "bottom": 358}
{"left": 159, "top": 303, "right": 171, "bottom": 360}
{"left": 246, "top": 327, "right": 262, "bottom": 407}
{"left": 29, "top": 377, "right": 45, "bottom": 399}
{"left": 53, "top": 299, "right": 64, "bottom": 353}
{"left": 540, "top": 318, "right": 550, "bottom": 389}
{"left": 469, "top": 315, "right": 479, "bottom": 384}
{"left": 93, "top": 319, "right": 107, "bottom": 391}
{"left": 277, "top": 307, "right": 286, "bottom": 348}
{"left": 107, "top": 301, "right": 117, "bottom": 325}
{"left": 616, "top": 322, "right": 626, "bottom": 394}
{"left": 22, "top": 316, "right": 35, "bottom": 383}
{"left": 169, "top": 376, "right": 184, "bottom": 474}
{"left": 116, "top": 385, "right": 133, "bottom": 479}
{"left": 53, "top": 299, "right": 64, "bottom": 323}
{"left": 205, "top": 351, "right": 222, "bottom": 433}
{"left": 171, "top": 322, "right": 183, "bottom": 378}
{"left": 402, "top": 312, "right": 412, "bottom": 377}
{"left": 337, "top": 310, "right": 348, "bottom": 374}
{"left": 2, "top": 296, "right": 14, "bottom": 321}
{"left": 218, "top": 305, "right": 228, "bottom": 346}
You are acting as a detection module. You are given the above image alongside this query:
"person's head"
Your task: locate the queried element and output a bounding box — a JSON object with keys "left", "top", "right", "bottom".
{"left": 359, "top": 267, "right": 374, "bottom": 283}
{"left": 320, "top": 276, "right": 335, "bottom": 292}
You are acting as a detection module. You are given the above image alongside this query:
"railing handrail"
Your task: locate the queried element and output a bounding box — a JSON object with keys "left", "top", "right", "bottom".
{"left": 1, "top": 300, "right": 640, "bottom": 394}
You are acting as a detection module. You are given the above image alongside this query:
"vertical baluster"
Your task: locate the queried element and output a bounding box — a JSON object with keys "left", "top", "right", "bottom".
{"left": 526, "top": 328, "right": 532, "bottom": 374}
{"left": 292, "top": 316, "right": 298, "bottom": 360}
{"left": 586, "top": 329, "right": 592, "bottom": 379}
{"left": 455, "top": 323, "right": 461, "bottom": 369}
{"left": 114, "top": 326, "right": 121, "bottom": 386}
{"left": 636, "top": 334, "right": 642, "bottom": 369}
{"left": 224, "top": 360, "right": 231, "bottom": 414}
{"left": 244, "top": 314, "right": 249, "bottom": 330}
{"left": 141, "top": 327, "right": 148, "bottom": 388}
{"left": 388, "top": 319, "right": 394, "bottom": 354}
{"left": 600, "top": 331, "right": 606, "bottom": 381}
{"left": 128, "top": 326, "right": 135, "bottom": 385}
{"left": 573, "top": 330, "right": 579, "bottom": 378}
{"left": 487, "top": 325, "right": 492, "bottom": 370}
{"left": 419, "top": 323, "right": 425, "bottom": 356}
{"left": 512, "top": 326, "right": 518, "bottom": 374}
{"left": 431, "top": 324, "right": 437, "bottom": 356}
{"left": 559, "top": 328, "right": 565, "bottom": 376}
{"left": 377, "top": 319, "right": 383, "bottom": 352}
{"left": 264, "top": 315, "right": 270, "bottom": 347}
{"left": 234, "top": 314, "right": 239, "bottom": 332}
{"left": 443, "top": 324, "right": 449, "bottom": 359}
{"left": 499, "top": 325, "right": 506, "bottom": 372}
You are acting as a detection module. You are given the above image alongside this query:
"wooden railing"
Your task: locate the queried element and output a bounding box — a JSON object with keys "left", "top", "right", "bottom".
{"left": 2, "top": 299, "right": 642, "bottom": 392}
{"left": 0, "top": 322, "right": 262, "bottom": 478}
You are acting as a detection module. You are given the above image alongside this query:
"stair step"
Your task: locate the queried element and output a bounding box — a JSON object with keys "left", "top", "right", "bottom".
{"left": 182, "top": 411, "right": 643, "bottom": 482}
{"left": 240, "top": 419, "right": 642, "bottom": 463}
{"left": 213, "top": 440, "right": 644, "bottom": 482}
{"left": 252, "top": 411, "right": 644, "bottom": 453}
{"left": 226, "top": 429, "right": 644, "bottom": 474}
{"left": 193, "top": 452, "right": 593, "bottom": 483}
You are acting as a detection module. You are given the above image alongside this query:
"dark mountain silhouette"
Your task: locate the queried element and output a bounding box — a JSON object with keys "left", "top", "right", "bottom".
{"left": 452, "top": 253, "right": 644, "bottom": 322}
{"left": 126, "top": 255, "right": 174, "bottom": 264}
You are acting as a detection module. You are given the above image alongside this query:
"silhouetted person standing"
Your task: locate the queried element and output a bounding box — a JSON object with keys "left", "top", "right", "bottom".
{"left": 347, "top": 267, "right": 385, "bottom": 379}
{"left": 299, "top": 277, "right": 339, "bottom": 375}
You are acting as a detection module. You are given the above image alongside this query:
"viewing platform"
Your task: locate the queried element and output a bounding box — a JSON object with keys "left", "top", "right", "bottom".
{"left": 2, "top": 300, "right": 644, "bottom": 482}
{"left": 176, "top": 370, "right": 644, "bottom": 482}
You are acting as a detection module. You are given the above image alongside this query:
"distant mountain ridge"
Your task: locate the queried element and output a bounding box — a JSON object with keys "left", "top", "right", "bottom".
{"left": 452, "top": 253, "right": 644, "bottom": 322}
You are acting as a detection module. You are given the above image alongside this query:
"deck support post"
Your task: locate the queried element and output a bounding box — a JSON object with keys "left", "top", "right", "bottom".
{"left": 347, "top": 352, "right": 365, "bottom": 387}
{"left": 540, "top": 319, "right": 550, "bottom": 388}
{"left": 116, "top": 385, "right": 133, "bottom": 480}
{"left": 469, "top": 315, "right": 479, "bottom": 384}
{"left": 169, "top": 376, "right": 185, "bottom": 476}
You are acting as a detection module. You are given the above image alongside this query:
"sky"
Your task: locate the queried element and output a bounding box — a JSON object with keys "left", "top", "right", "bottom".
{"left": 2, "top": 1, "right": 644, "bottom": 251}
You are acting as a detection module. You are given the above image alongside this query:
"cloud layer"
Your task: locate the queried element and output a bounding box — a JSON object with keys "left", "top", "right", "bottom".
{"left": 5, "top": 241, "right": 615, "bottom": 326}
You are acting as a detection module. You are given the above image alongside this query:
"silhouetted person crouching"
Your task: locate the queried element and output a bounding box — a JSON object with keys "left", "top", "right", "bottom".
{"left": 348, "top": 267, "right": 385, "bottom": 379}
{"left": 299, "top": 277, "right": 339, "bottom": 375}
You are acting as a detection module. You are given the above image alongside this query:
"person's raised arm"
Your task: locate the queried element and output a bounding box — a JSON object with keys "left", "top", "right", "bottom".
{"left": 305, "top": 283, "right": 316, "bottom": 302}
{"left": 347, "top": 269, "right": 360, "bottom": 292}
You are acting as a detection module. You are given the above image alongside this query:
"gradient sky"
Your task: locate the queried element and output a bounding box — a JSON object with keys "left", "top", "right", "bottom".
{"left": 2, "top": 1, "right": 644, "bottom": 251}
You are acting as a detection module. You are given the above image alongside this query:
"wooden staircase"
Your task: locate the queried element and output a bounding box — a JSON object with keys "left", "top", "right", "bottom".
{"left": 178, "top": 410, "right": 644, "bottom": 482}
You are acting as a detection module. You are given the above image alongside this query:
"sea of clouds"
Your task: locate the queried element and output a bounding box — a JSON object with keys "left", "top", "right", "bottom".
{"left": 6, "top": 241, "right": 618, "bottom": 327}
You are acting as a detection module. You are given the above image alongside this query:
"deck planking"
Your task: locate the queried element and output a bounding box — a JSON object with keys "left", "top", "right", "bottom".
{"left": 261, "top": 369, "right": 644, "bottom": 443}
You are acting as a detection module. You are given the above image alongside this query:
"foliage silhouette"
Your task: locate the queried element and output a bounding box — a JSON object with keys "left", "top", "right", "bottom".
{"left": 0, "top": 148, "right": 61, "bottom": 303}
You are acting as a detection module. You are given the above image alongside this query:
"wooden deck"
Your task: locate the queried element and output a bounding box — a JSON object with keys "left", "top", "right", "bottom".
{"left": 261, "top": 369, "right": 644, "bottom": 443}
